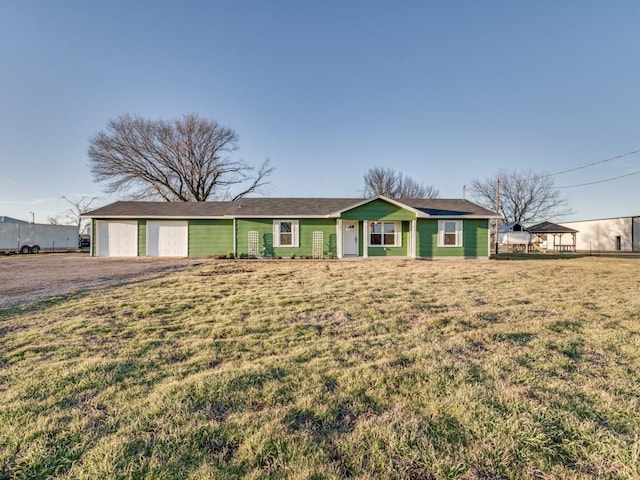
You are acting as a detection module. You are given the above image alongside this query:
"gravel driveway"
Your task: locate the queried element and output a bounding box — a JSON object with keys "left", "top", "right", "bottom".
{"left": 0, "top": 253, "right": 203, "bottom": 306}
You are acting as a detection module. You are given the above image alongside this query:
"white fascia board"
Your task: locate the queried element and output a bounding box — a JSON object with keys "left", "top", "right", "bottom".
{"left": 83, "top": 215, "right": 229, "bottom": 220}
{"left": 227, "top": 215, "right": 329, "bottom": 219}
{"left": 426, "top": 214, "right": 500, "bottom": 219}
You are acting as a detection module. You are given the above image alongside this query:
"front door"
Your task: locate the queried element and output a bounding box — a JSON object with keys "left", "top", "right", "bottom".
{"left": 343, "top": 221, "right": 358, "bottom": 256}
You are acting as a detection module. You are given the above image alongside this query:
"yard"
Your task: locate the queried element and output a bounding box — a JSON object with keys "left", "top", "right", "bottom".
{"left": 1, "top": 256, "right": 639, "bottom": 478}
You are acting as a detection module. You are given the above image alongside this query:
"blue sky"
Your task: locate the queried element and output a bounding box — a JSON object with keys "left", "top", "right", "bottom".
{"left": 1, "top": 0, "right": 639, "bottom": 223}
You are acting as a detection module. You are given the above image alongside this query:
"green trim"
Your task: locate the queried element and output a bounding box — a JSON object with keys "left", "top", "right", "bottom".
{"left": 91, "top": 220, "right": 96, "bottom": 256}
{"left": 137, "top": 220, "right": 146, "bottom": 256}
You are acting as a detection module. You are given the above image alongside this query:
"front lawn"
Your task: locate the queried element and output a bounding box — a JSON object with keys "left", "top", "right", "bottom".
{"left": 1, "top": 258, "right": 639, "bottom": 479}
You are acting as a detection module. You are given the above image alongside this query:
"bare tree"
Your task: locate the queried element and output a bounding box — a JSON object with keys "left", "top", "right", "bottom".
{"left": 88, "top": 114, "right": 274, "bottom": 201}
{"left": 363, "top": 167, "right": 439, "bottom": 199}
{"left": 50, "top": 196, "right": 99, "bottom": 235}
{"left": 469, "top": 169, "right": 572, "bottom": 224}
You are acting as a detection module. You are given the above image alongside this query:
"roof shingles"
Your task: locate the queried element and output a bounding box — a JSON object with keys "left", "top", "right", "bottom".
{"left": 84, "top": 197, "right": 497, "bottom": 218}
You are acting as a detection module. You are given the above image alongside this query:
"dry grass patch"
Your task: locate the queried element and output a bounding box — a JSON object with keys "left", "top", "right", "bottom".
{"left": 1, "top": 257, "right": 639, "bottom": 478}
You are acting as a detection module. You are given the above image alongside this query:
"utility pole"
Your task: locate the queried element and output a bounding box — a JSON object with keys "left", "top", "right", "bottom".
{"left": 494, "top": 179, "right": 500, "bottom": 255}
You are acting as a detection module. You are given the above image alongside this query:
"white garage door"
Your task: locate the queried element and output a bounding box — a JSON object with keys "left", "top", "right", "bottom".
{"left": 97, "top": 221, "right": 138, "bottom": 257}
{"left": 147, "top": 221, "right": 188, "bottom": 257}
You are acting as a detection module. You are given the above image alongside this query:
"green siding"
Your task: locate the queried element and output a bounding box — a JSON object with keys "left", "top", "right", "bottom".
{"left": 417, "top": 219, "right": 489, "bottom": 258}
{"left": 341, "top": 199, "right": 416, "bottom": 221}
{"left": 236, "top": 218, "right": 337, "bottom": 258}
{"left": 90, "top": 212, "right": 489, "bottom": 259}
{"left": 188, "top": 219, "right": 234, "bottom": 257}
{"left": 463, "top": 219, "right": 490, "bottom": 258}
{"left": 137, "top": 220, "right": 146, "bottom": 256}
{"left": 235, "top": 219, "right": 271, "bottom": 257}
{"left": 367, "top": 221, "right": 410, "bottom": 257}
{"left": 298, "top": 219, "right": 338, "bottom": 257}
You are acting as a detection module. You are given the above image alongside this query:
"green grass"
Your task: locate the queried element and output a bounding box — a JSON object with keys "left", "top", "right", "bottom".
{"left": 1, "top": 258, "right": 640, "bottom": 479}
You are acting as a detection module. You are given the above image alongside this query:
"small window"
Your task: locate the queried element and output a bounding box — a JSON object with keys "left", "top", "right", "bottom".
{"left": 273, "top": 220, "right": 299, "bottom": 247}
{"left": 438, "top": 220, "right": 463, "bottom": 247}
{"left": 370, "top": 221, "right": 400, "bottom": 247}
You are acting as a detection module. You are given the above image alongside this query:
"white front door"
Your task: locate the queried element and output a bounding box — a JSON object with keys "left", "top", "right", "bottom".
{"left": 342, "top": 221, "right": 358, "bottom": 256}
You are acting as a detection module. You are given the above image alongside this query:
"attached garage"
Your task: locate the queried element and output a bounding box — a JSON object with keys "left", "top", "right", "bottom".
{"left": 96, "top": 221, "right": 138, "bottom": 257}
{"left": 147, "top": 221, "right": 188, "bottom": 257}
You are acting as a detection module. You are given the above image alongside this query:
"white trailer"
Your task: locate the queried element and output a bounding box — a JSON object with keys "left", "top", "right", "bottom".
{"left": 499, "top": 231, "right": 531, "bottom": 253}
{"left": 0, "top": 222, "right": 78, "bottom": 254}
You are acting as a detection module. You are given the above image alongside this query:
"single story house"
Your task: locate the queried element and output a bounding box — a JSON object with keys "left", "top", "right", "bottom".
{"left": 83, "top": 196, "right": 498, "bottom": 259}
{"left": 560, "top": 216, "right": 640, "bottom": 252}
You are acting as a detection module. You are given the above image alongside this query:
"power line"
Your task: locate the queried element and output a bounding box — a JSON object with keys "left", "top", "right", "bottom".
{"left": 547, "top": 148, "right": 640, "bottom": 177}
{"left": 555, "top": 169, "right": 640, "bottom": 188}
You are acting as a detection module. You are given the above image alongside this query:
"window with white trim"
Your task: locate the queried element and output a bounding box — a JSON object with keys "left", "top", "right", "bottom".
{"left": 370, "top": 221, "right": 401, "bottom": 247}
{"left": 438, "top": 220, "right": 463, "bottom": 247}
{"left": 273, "top": 220, "right": 299, "bottom": 247}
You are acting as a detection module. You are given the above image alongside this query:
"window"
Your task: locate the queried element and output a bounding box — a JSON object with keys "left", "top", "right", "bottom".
{"left": 370, "top": 221, "right": 400, "bottom": 247}
{"left": 273, "top": 220, "right": 299, "bottom": 247}
{"left": 438, "top": 220, "right": 463, "bottom": 247}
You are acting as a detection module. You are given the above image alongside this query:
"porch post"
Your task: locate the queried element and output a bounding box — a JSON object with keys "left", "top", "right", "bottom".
{"left": 337, "top": 219, "right": 343, "bottom": 258}
{"left": 362, "top": 220, "right": 368, "bottom": 258}
{"left": 411, "top": 219, "right": 417, "bottom": 258}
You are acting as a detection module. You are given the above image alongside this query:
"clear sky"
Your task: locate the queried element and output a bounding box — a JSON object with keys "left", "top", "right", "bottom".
{"left": 1, "top": 0, "right": 639, "bottom": 224}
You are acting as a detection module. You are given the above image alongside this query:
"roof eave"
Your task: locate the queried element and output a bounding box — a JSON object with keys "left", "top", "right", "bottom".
{"left": 84, "top": 215, "right": 229, "bottom": 220}
{"left": 428, "top": 214, "right": 500, "bottom": 219}
{"left": 227, "top": 215, "right": 330, "bottom": 219}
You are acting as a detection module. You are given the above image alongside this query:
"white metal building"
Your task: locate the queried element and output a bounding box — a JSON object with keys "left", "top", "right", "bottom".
{"left": 560, "top": 216, "right": 640, "bottom": 252}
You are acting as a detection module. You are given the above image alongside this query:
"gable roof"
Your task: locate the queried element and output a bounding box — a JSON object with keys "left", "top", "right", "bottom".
{"left": 527, "top": 221, "right": 578, "bottom": 234}
{"left": 329, "top": 196, "right": 428, "bottom": 218}
{"left": 84, "top": 197, "right": 498, "bottom": 219}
